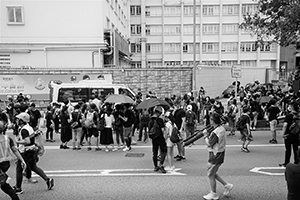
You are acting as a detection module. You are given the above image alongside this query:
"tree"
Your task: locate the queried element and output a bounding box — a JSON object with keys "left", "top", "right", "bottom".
{"left": 240, "top": 0, "right": 300, "bottom": 47}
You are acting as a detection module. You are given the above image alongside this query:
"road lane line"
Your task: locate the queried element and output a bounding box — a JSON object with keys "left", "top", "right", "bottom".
{"left": 250, "top": 167, "right": 285, "bottom": 176}
{"left": 32, "top": 168, "right": 186, "bottom": 177}
{"left": 44, "top": 144, "right": 284, "bottom": 150}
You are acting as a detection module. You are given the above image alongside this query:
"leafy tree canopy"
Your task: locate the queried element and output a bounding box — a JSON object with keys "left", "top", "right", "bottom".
{"left": 240, "top": 0, "right": 300, "bottom": 47}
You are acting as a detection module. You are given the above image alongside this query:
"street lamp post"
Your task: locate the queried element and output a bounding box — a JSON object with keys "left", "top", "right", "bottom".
{"left": 193, "top": 0, "right": 197, "bottom": 97}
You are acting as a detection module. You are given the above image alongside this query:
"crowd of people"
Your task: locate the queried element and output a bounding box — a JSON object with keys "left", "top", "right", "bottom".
{"left": 0, "top": 79, "right": 300, "bottom": 199}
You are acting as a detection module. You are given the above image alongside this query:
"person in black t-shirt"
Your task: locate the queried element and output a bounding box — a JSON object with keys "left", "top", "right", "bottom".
{"left": 27, "top": 103, "right": 41, "bottom": 131}
{"left": 267, "top": 99, "right": 281, "bottom": 144}
{"left": 173, "top": 102, "right": 186, "bottom": 161}
{"left": 280, "top": 101, "right": 299, "bottom": 167}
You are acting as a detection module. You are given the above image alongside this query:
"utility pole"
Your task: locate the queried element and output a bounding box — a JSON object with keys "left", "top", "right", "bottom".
{"left": 193, "top": 0, "right": 197, "bottom": 97}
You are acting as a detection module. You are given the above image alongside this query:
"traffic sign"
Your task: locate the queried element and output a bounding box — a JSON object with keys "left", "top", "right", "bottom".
{"left": 231, "top": 64, "right": 242, "bottom": 78}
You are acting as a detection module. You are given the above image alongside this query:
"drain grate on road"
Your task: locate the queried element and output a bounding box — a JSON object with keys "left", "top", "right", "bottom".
{"left": 125, "top": 153, "right": 145, "bottom": 157}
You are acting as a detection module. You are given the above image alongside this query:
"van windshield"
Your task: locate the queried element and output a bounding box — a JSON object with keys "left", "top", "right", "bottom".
{"left": 58, "top": 88, "right": 89, "bottom": 103}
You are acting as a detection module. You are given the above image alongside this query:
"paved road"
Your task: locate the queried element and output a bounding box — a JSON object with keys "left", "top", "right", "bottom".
{"left": 1, "top": 128, "right": 290, "bottom": 200}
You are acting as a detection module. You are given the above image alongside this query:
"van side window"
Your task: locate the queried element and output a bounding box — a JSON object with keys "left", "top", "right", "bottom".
{"left": 119, "top": 88, "right": 134, "bottom": 99}
{"left": 58, "top": 88, "right": 88, "bottom": 102}
{"left": 90, "top": 88, "right": 114, "bottom": 100}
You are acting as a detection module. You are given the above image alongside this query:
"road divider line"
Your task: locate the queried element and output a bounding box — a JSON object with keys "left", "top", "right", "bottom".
{"left": 250, "top": 167, "right": 285, "bottom": 176}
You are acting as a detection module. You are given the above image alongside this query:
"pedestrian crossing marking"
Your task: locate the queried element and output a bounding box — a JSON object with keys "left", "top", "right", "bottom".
{"left": 250, "top": 167, "right": 285, "bottom": 176}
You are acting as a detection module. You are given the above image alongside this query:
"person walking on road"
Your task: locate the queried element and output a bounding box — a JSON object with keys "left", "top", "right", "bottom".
{"left": 202, "top": 113, "right": 233, "bottom": 200}
{"left": 237, "top": 107, "right": 253, "bottom": 153}
{"left": 149, "top": 106, "right": 167, "bottom": 174}
{"left": 0, "top": 120, "right": 26, "bottom": 200}
{"left": 266, "top": 99, "right": 281, "bottom": 144}
{"left": 280, "top": 101, "right": 299, "bottom": 167}
{"left": 14, "top": 112, "right": 54, "bottom": 195}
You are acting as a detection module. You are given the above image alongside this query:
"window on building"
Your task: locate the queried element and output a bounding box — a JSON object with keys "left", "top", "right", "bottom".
{"left": 130, "top": 43, "right": 141, "bottom": 53}
{"left": 164, "top": 25, "right": 181, "bottom": 35}
{"left": 203, "top": 61, "right": 219, "bottom": 66}
{"left": 240, "top": 60, "right": 256, "bottom": 67}
{"left": 148, "top": 61, "right": 163, "bottom": 68}
{"left": 130, "top": 6, "right": 141, "bottom": 15}
{"left": 165, "top": 61, "right": 181, "bottom": 66}
{"left": 131, "top": 24, "right": 141, "bottom": 35}
{"left": 221, "top": 42, "right": 238, "bottom": 52}
{"left": 146, "top": 25, "right": 162, "bottom": 35}
{"left": 202, "top": 24, "right": 219, "bottom": 35}
{"left": 202, "top": 43, "right": 219, "bottom": 53}
{"left": 146, "top": 6, "right": 162, "bottom": 17}
{"left": 242, "top": 4, "right": 258, "bottom": 15}
{"left": 222, "top": 4, "right": 239, "bottom": 15}
{"left": 146, "top": 44, "right": 161, "bottom": 53}
{"left": 164, "top": 43, "right": 181, "bottom": 53}
{"left": 164, "top": 6, "right": 181, "bottom": 16}
{"left": 222, "top": 24, "right": 239, "bottom": 34}
{"left": 240, "top": 42, "right": 257, "bottom": 52}
{"left": 7, "top": 6, "right": 24, "bottom": 24}
{"left": 203, "top": 5, "right": 220, "bottom": 16}
{"left": 183, "top": 6, "right": 200, "bottom": 16}
{"left": 131, "top": 61, "right": 142, "bottom": 68}
{"left": 221, "top": 60, "right": 238, "bottom": 67}
{"left": 183, "top": 25, "right": 200, "bottom": 35}
{"left": 183, "top": 44, "right": 188, "bottom": 52}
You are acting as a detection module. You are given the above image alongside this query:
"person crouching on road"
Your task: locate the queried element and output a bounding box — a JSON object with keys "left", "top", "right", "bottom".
{"left": 0, "top": 120, "right": 26, "bottom": 200}
{"left": 202, "top": 113, "right": 233, "bottom": 200}
{"left": 14, "top": 112, "right": 54, "bottom": 195}
{"left": 149, "top": 106, "right": 167, "bottom": 174}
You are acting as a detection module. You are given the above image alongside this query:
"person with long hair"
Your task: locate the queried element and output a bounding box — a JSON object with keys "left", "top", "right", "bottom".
{"left": 100, "top": 106, "right": 116, "bottom": 152}
{"left": 164, "top": 110, "right": 176, "bottom": 171}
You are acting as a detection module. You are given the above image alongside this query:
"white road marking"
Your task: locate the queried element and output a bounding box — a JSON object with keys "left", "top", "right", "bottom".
{"left": 32, "top": 168, "right": 186, "bottom": 177}
{"left": 250, "top": 167, "right": 285, "bottom": 176}
{"left": 44, "top": 144, "right": 284, "bottom": 150}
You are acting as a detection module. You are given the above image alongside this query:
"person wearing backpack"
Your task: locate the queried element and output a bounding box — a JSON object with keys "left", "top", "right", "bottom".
{"left": 84, "top": 103, "right": 100, "bottom": 151}
{"left": 148, "top": 106, "right": 167, "bottom": 174}
{"left": 0, "top": 120, "right": 26, "bottom": 200}
{"left": 279, "top": 101, "right": 299, "bottom": 167}
{"left": 185, "top": 105, "right": 196, "bottom": 140}
{"left": 164, "top": 110, "right": 176, "bottom": 172}
{"left": 237, "top": 106, "right": 253, "bottom": 153}
{"left": 227, "top": 99, "right": 238, "bottom": 136}
{"left": 138, "top": 109, "right": 150, "bottom": 143}
{"left": 119, "top": 104, "right": 135, "bottom": 151}
{"left": 266, "top": 99, "right": 281, "bottom": 144}
{"left": 71, "top": 104, "right": 83, "bottom": 150}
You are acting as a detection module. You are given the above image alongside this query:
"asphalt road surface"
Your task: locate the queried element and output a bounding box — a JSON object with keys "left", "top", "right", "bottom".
{"left": 1, "top": 128, "right": 290, "bottom": 200}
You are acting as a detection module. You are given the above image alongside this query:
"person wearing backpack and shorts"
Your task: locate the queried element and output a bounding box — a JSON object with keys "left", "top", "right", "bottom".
{"left": 237, "top": 107, "right": 253, "bottom": 153}
{"left": 185, "top": 105, "right": 196, "bottom": 140}
{"left": 149, "top": 106, "right": 167, "bottom": 174}
{"left": 0, "top": 120, "right": 26, "bottom": 200}
{"left": 266, "top": 99, "right": 281, "bottom": 144}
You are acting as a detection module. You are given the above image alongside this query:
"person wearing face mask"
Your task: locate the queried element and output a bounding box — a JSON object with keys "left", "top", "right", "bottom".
{"left": 279, "top": 101, "right": 299, "bottom": 167}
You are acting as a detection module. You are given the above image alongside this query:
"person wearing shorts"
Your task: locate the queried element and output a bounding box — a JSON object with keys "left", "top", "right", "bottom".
{"left": 267, "top": 99, "right": 281, "bottom": 144}
{"left": 239, "top": 107, "right": 253, "bottom": 153}
{"left": 203, "top": 113, "right": 233, "bottom": 200}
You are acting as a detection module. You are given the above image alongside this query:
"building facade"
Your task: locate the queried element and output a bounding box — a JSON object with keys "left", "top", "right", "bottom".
{"left": 129, "top": 0, "right": 280, "bottom": 73}
{"left": 0, "top": 0, "right": 131, "bottom": 69}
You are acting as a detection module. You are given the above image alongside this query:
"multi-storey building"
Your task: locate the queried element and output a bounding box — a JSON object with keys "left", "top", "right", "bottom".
{"left": 129, "top": 0, "right": 280, "bottom": 71}
{"left": 0, "top": 0, "right": 131, "bottom": 69}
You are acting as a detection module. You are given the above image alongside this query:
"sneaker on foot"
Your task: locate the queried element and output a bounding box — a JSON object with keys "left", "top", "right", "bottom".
{"left": 46, "top": 178, "right": 54, "bottom": 190}
{"left": 203, "top": 191, "right": 219, "bottom": 200}
{"left": 159, "top": 166, "right": 166, "bottom": 174}
{"left": 26, "top": 178, "right": 38, "bottom": 183}
{"left": 154, "top": 166, "right": 160, "bottom": 172}
{"left": 87, "top": 147, "right": 92, "bottom": 151}
{"left": 13, "top": 186, "right": 23, "bottom": 195}
{"left": 123, "top": 147, "right": 129, "bottom": 152}
{"left": 241, "top": 147, "right": 249, "bottom": 153}
{"left": 223, "top": 183, "right": 233, "bottom": 196}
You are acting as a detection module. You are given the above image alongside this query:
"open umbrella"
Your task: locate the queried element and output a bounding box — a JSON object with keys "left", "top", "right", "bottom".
{"left": 136, "top": 98, "right": 170, "bottom": 110}
{"left": 104, "top": 94, "right": 135, "bottom": 104}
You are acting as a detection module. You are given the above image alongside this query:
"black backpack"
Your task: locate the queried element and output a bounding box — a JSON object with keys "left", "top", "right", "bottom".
{"left": 149, "top": 118, "right": 160, "bottom": 140}
{"left": 236, "top": 115, "right": 247, "bottom": 131}
{"left": 170, "top": 125, "right": 181, "bottom": 143}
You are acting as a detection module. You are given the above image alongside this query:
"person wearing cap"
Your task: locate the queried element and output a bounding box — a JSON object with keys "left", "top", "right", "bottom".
{"left": 0, "top": 120, "right": 26, "bottom": 200}
{"left": 14, "top": 112, "right": 54, "bottom": 194}
{"left": 149, "top": 106, "right": 167, "bottom": 173}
